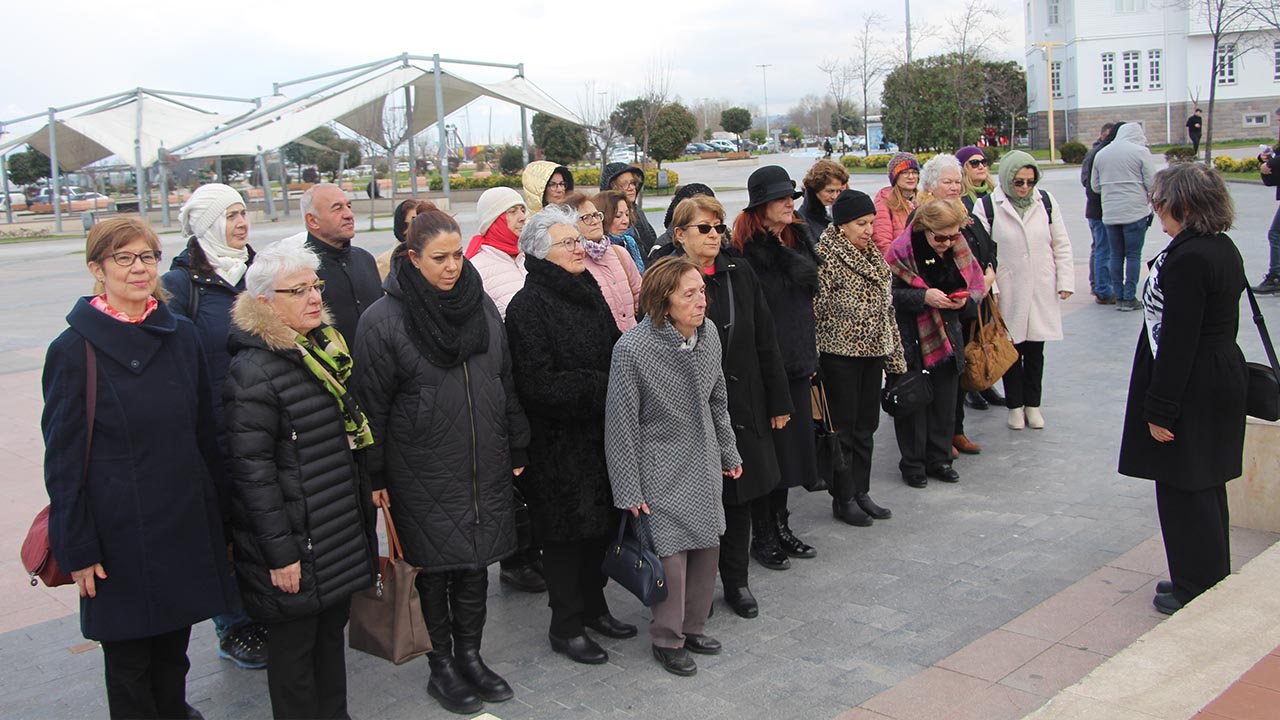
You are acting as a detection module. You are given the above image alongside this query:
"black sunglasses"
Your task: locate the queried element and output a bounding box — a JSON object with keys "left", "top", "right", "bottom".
{"left": 967, "top": 158, "right": 989, "bottom": 167}
{"left": 1011, "top": 179, "right": 1035, "bottom": 188}
{"left": 681, "top": 223, "right": 728, "bottom": 235}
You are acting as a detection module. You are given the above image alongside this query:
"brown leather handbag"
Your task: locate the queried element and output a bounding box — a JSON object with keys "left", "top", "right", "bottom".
{"left": 348, "top": 506, "right": 432, "bottom": 664}
{"left": 960, "top": 298, "right": 1020, "bottom": 392}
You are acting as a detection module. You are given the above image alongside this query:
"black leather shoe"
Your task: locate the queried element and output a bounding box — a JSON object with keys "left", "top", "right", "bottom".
{"left": 854, "top": 492, "right": 892, "bottom": 519}
{"left": 1155, "top": 580, "right": 1174, "bottom": 595}
{"left": 831, "top": 497, "right": 873, "bottom": 527}
{"left": 585, "top": 614, "right": 637, "bottom": 639}
{"left": 550, "top": 633, "right": 608, "bottom": 664}
{"left": 902, "top": 473, "right": 927, "bottom": 488}
{"left": 980, "top": 388, "right": 1007, "bottom": 406}
{"left": 454, "top": 645, "right": 513, "bottom": 702}
{"left": 499, "top": 564, "right": 546, "bottom": 593}
{"left": 427, "top": 653, "right": 484, "bottom": 715}
{"left": 1153, "top": 592, "right": 1184, "bottom": 616}
{"left": 750, "top": 538, "right": 791, "bottom": 570}
{"left": 724, "top": 586, "right": 759, "bottom": 618}
{"left": 652, "top": 645, "right": 697, "bottom": 676}
{"left": 927, "top": 464, "right": 960, "bottom": 483}
{"left": 775, "top": 509, "right": 817, "bottom": 557}
{"left": 683, "top": 634, "right": 722, "bottom": 655}
{"left": 965, "top": 391, "right": 989, "bottom": 410}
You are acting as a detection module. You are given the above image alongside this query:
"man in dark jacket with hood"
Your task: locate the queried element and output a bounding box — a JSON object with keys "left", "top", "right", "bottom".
{"left": 1081, "top": 122, "right": 1116, "bottom": 303}
{"left": 300, "top": 184, "right": 382, "bottom": 341}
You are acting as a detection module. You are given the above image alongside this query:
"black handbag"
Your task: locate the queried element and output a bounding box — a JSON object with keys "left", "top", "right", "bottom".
{"left": 601, "top": 513, "right": 668, "bottom": 607}
{"left": 881, "top": 368, "right": 934, "bottom": 417}
{"left": 807, "top": 381, "right": 843, "bottom": 492}
{"left": 511, "top": 486, "right": 532, "bottom": 551}
{"left": 1245, "top": 286, "right": 1280, "bottom": 421}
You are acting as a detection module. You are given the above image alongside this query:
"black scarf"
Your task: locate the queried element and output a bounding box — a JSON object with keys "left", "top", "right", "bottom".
{"left": 910, "top": 230, "right": 966, "bottom": 294}
{"left": 524, "top": 255, "right": 609, "bottom": 310}
{"left": 396, "top": 258, "right": 490, "bottom": 367}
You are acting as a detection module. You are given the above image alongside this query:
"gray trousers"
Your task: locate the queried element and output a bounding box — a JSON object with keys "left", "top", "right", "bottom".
{"left": 651, "top": 546, "right": 720, "bottom": 649}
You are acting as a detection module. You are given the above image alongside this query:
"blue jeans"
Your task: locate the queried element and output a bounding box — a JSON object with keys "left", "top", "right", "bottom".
{"left": 212, "top": 596, "right": 252, "bottom": 639}
{"left": 1268, "top": 204, "right": 1280, "bottom": 276}
{"left": 1107, "top": 217, "right": 1149, "bottom": 302}
{"left": 1088, "top": 217, "right": 1111, "bottom": 297}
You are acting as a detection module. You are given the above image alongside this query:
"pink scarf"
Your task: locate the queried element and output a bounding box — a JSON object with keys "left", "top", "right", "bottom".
{"left": 91, "top": 294, "right": 158, "bottom": 324}
{"left": 883, "top": 226, "right": 985, "bottom": 369}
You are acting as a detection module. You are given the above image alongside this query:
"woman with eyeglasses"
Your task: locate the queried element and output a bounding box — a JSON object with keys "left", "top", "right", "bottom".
{"left": 971, "top": 151, "right": 1074, "bottom": 431}
{"left": 886, "top": 200, "right": 986, "bottom": 488}
{"left": 668, "top": 194, "right": 792, "bottom": 619}
{"left": 565, "top": 192, "right": 642, "bottom": 332}
{"left": 872, "top": 152, "right": 921, "bottom": 254}
{"left": 593, "top": 189, "right": 646, "bottom": 274}
{"left": 599, "top": 163, "right": 658, "bottom": 259}
{"left": 956, "top": 146, "right": 995, "bottom": 203}
{"left": 223, "top": 236, "right": 378, "bottom": 718}
{"left": 521, "top": 161, "right": 574, "bottom": 212}
{"left": 504, "top": 206, "right": 635, "bottom": 665}
{"left": 355, "top": 209, "right": 530, "bottom": 716}
{"left": 465, "top": 187, "right": 529, "bottom": 321}
{"left": 44, "top": 218, "right": 237, "bottom": 718}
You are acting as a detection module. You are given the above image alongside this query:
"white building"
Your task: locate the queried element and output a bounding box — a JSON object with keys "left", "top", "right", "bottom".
{"left": 1024, "top": 0, "right": 1278, "bottom": 148}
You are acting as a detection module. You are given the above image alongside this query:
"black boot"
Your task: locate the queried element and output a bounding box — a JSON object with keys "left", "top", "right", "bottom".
{"left": 774, "top": 509, "right": 816, "bottom": 558}
{"left": 979, "top": 387, "right": 1006, "bottom": 406}
{"left": 427, "top": 651, "right": 484, "bottom": 715}
{"left": 748, "top": 503, "right": 790, "bottom": 570}
{"left": 831, "top": 497, "right": 873, "bottom": 526}
{"left": 964, "top": 391, "right": 989, "bottom": 410}
{"left": 451, "top": 569, "right": 513, "bottom": 703}
{"left": 854, "top": 492, "right": 892, "bottom": 520}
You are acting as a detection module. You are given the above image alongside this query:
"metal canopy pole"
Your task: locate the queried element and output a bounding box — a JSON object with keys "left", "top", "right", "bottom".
{"left": 160, "top": 149, "right": 171, "bottom": 226}
{"left": 2, "top": 151, "right": 13, "bottom": 224}
{"left": 518, "top": 63, "right": 529, "bottom": 165}
{"left": 135, "top": 91, "right": 149, "bottom": 213}
{"left": 48, "top": 109, "right": 62, "bottom": 233}
{"left": 257, "top": 152, "right": 275, "bottom": 218}
{"left": 434, "top": 55, "right": 450, "bottom": 199}
{"left": 406, "top": 85, "right": 417, "bottom": 199}
{"left": 278, "top": 154, "right": 290, "bottom": 216}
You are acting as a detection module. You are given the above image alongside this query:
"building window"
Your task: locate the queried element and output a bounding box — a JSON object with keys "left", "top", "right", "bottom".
{"left": 1122, "top": 50, "right": 1141, "bottom": 91}
{"left": 1051, "top": 61, "right": 1063, "bottom": 98}
{"left": 1244, "top": 113, "right": 1270, "bottom": 128}
{"left": 1101, "top": 52, "right": 1116, "bottom": 93}
{"left": 1048, "top": 0, "right": 1061, "bottom": 24}
{"left": 1148, "top": 49, "right": 1162, "bottom": 89}
{"left": 1217, "top": 43, "right": 1236, "bottom": 85}
{"left": 1273, "top": 40, "right": 1279, "bottom": 81}
{"left": 1115, "top": 0, "right": 1145, "bottom": 12}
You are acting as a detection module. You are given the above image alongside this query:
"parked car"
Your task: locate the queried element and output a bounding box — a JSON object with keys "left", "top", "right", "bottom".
{"left": 395, "top": 161, "right": 411, "bottom": 172}
{"left": 608, "top": 148, "right": 644, "bottom": 164}
{"left": 708, "top": 140, "right": 737, "bottom": 153}
{"left": 3, "top": 191, "right": 26, "bottom": 208}
{"left": 687, "top": 143, "right": 715, "bottom": 154}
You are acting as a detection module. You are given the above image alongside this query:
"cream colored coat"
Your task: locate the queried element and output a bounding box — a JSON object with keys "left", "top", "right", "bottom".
{"left": 471, "top": 245, "right": 528, "bottom": 319}
{"left": 974, "top": 187, "right": 1074, "bottom": 344}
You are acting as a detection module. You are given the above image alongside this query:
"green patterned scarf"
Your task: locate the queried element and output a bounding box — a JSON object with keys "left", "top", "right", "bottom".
{"left": 294, "top": 327, "right": 375, "bottom": 450}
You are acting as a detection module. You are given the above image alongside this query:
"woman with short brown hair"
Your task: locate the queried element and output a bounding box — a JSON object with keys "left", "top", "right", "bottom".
{"left": 800, "top": 159, "right": 850, "bottom": 240}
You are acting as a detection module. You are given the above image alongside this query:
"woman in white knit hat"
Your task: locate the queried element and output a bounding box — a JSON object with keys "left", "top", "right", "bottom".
{"left": 464, "top": 186, "right": 529, "bottom": 321}
{"left": 161, "top": 183, "right": 268, "bottom": 672}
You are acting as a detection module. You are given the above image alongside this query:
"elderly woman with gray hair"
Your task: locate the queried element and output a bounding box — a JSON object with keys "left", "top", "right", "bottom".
{"left": 223, "top": 236, "right": 378, "bottom": 718}
{"left": 504, "top": 206, "right": 635, "bottom": 666}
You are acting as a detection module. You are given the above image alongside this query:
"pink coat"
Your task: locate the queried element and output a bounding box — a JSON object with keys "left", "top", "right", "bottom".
{"left": 584, "top": 244, "right": 641, "bottom": 332}
{"left": 872, "top": 185, "right": 914, "bottom": 256}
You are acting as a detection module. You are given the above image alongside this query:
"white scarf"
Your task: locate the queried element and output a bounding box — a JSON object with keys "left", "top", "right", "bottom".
{"left": 196, "top": 214, "right": 249, "bottom": 286}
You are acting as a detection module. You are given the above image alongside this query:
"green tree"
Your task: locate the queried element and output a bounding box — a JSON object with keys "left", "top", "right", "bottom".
{"left": 750, "top": 129, "right": 767, "bottom": 145}
{"left": 499, "top": 145, "right": 524, "bottom": 175}
{"left": 7, "top": 148, "right": 52, "bottom": 185}
{"left": 788, "top": 125, "right": 804, "bottom": 142}
{"left": 702, "top": 128, "right": 714, "bottom": 141}
{"left": 881, "top": 54, "right": 984, "bottom": 152}
{"left": 981, "top": 60, "right": 1026, "bottom": 145}
{"left": 647, "top": 103, "right": 698, "bottom": 168}
{"left": 530, "top": 113, "right": 590, "bottom": 165}
{"left": 610, "top": 99, "right": 647, "bottom": 139}
{"left": 282, "top": 127, "right": 363, "bottom": 181}
{"left": 720, "top": 107, "right": 753, "bottom": 143}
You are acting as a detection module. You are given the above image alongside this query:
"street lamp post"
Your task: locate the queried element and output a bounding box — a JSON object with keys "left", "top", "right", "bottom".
{"left": 757, "top": 64, "right": 772, "bottom": 142}
{"left": 1035, "top": 41, "right": 1064, "bottom": 163}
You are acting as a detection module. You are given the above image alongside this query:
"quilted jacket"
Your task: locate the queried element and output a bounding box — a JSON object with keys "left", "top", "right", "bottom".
{"left": 354, "top": 267, "right": 531, "bottom": 571}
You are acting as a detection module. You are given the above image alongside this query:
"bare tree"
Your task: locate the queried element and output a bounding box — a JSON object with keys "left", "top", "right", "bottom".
{"left": 1190, "top": 0, "right": 1270, "bottom": 161}
{"left": 579, "top": 81, "right": 618, "bottom": 172}
{"left": 637, "top": 63, "right": 671, "bottom": 176}
{"left": 946, "top": 0, "right": 1009, "bottom": 147}
{"left": 818, "top": 59, "right": 856, "bottom": 140}
{"left": 851, "top": 13, "right": 894, "bottom": 156}
{"left": 1245, "top": 0, "right": 1280, "bottom": 28}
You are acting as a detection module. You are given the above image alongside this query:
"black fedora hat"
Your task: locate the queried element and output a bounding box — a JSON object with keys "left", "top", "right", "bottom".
{"left": 745, "top": 165, "right": 802, "bottom": 211}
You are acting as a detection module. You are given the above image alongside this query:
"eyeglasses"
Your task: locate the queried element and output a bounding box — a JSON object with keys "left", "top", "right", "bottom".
{"left": 546, "top": 181, "right": 567, "bottom": 190}
{"left": 617, "top": 180, "right": 640, "bottom": 189}
{"left": 681, "top": 223, "right": 728, "bottom": 235}
{"left": 1011, "top": 179, "right": 1035, "bottom": 188}
{"left": 106, "top": 250, "right": 162, "bottom": 267}
{"left": 899, "top": 170, "right": 920, "bottom": 177}
{"left": 550, "top": 237, "right": 582, "bottom": 252}
{"left": 967, "top": 158, "right": 989, "bottom": 167}
{"left": 273, "top": 280, "right": 326, "bottom": 297}
{"left": 578, "top": 211, "right": 604, "bottom": 224}
{"left": 926, "top": 231, "right": 961, "bottom": 245}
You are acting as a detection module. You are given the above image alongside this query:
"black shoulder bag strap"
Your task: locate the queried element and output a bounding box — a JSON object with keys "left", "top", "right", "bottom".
{"left": 84, "top": 340, "right": 97, "bottom": 471}
{"left": 724, "top": 267, "right": 737, "bottom": 351}
{"left": 1247, "top": 286, "right": 1280, "bottom": 385}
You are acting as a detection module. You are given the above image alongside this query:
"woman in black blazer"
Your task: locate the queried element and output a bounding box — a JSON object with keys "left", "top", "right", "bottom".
{"left": 1117, "top": 163, "right": 1249, "bottom": 616}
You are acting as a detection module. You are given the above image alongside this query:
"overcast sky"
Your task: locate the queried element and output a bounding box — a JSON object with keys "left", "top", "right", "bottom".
{"left": 1, "top": 0, "right": 1025, "bottom": 149}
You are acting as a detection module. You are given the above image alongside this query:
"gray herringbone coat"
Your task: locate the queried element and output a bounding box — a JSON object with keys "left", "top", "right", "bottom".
{"left": 604, "top": 317, "right": 742, "bottom": 557}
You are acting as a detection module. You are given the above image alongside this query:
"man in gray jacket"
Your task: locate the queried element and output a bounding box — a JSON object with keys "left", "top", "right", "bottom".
{"left": 1091, "top": 123, "right": 1158, "bottom": 311}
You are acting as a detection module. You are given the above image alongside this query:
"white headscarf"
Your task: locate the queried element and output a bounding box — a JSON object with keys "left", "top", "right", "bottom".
{"left": 179, "top": 184, "right": 250, "bottom": 285}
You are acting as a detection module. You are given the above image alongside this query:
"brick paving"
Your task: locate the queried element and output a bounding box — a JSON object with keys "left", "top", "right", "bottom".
{"left": 0, "top": 162, "right": 1277, "bottom": 719}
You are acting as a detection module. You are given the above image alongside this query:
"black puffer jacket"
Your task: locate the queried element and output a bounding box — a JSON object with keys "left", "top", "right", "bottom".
{"left": 738, "top": 224, "right": 821, "bottom": 379}
{"left": 505, "top": 256, "right": 621, "bottom": 543}
{"left": 354, "top": 267, "right": 531, "bottom": 571}
{"left": 222, "top": 295, "right": 376, "bottom": 623}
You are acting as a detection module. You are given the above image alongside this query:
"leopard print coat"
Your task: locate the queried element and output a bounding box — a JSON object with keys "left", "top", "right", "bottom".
{"left": 814, "top": 224, "right": 907, "bottom": 374}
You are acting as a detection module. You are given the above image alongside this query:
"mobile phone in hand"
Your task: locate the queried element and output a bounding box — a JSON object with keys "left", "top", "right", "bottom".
{"left": 948, "top": 290, "right": 971, "bottom": 301}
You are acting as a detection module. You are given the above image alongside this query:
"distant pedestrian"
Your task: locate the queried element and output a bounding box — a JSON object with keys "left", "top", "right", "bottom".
{"left": 1186, "top": 109, "right": 1203, "bottom": 156}
{"left": 1081, "top": 122, "right": 1118, "bottom": 302}
{"left": 823, "top": 138, "right": 833, "bottom": 158}
{"left": 1091, "top": 123, "right": 1158, "bottom": 311}
{"left": 1254, "top": 108, "right": 1280, "bottom": 294}
{"left": 1118, "top": 163, "right": 1247, "bottom": 616}
{"left": 872, "top": 152, "right": 921, "bottom": 254}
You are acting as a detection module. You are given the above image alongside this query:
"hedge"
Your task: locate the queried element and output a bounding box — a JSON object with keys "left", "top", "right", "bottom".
{"left": 1214, "top": 156, "right": 1261, "bottom": 173}
{"left": 571, "top": 167, "right": 679, "bottom": 191}
{"left": 1165, "top": 146, "right": 1197, "bottom": 163}
{"left": 1059, "top": 141, "right": 1088, "bottom": 164}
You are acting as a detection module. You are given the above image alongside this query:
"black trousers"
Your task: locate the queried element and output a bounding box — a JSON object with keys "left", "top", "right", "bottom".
{"left": 101, "top": 626, "right": 192, "bottom": 719}
{"left": 893, "top": 360, "right": 959, "bottom": 475}
{"left": 1190, "top": 132, "right": 1201, "bottom": 155}
{"left": 264, "top": 597, "right": 351, "bottom": 720}
{"left": 820, "top": 354, "right": 885, "bottom": 500}
{"left": 418, "top": 568, "right": 488, "bottom": 655}
{"left": 1156, "top": 482, "right": 1231, "bottom": 604}
{"left": 1002, "top": 341, "right": 1045, "bottom": 409}
{"left": 541, "top": 536, "right": 610, "bottom": 638}
{"left": 718, "top": 497, "right": 771, "bottom": 587}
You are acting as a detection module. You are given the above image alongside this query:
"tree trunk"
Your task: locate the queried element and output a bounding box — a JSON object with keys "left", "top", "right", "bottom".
{"left": 1204, "top": 35, "right": 1219, "bottom": 165}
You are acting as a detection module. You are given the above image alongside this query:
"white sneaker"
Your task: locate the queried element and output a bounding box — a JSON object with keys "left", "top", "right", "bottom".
{"left": 1025, "top": 407, "right": 1045, "bottom": 429}
{"left": 1008, "top": 407, "right": 1026, "bottom": 430}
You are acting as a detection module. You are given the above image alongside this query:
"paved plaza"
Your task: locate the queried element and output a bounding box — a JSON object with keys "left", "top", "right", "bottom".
{"left": 0, "top": 156, "right": 1277, "bottom": 719}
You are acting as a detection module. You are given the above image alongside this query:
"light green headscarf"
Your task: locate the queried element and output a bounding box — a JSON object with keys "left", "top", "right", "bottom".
{"left": 998, "top": 150, "right": 1041, "bottom": 218}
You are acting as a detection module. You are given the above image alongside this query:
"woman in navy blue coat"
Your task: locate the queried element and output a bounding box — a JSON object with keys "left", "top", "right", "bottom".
{"left": 42, "top": 217, "right": 236, "bottom": 719}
